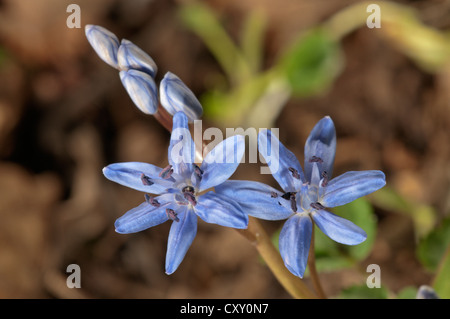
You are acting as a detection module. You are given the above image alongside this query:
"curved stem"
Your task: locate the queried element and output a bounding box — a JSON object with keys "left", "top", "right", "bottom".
{"left": 236, "top": 217, "right": 317, "bottom": 299}
{"left": 307, "top": 223, "right": 327, "bottom": 299}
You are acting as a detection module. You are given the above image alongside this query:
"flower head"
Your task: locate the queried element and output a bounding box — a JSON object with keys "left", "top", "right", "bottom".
{"left": 216, "top": 116, "right": 386, "bottom": 277}
{"left": 103, "top": 111, "right": 247, "bottom": 274}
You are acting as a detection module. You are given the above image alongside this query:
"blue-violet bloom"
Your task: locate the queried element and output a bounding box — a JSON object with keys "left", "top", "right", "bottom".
{"left": 215, "top": 116, "right": 386, "bottom": 278}
{"left": 103, "top": 111, "right": 247, "bottom": 274}
{"left": 119, "top": 69, "right": 158, "bottom": 114}
{"left": 86, "top": 25, "right": 159, "bottom": 114}
{"left": 85, "top": 24, "right": 120, "bottom": 69}
{"left": 160, "top": 72, "right": 203, "bottom": 122}
{"left": 117, "top": 39, "right": 158, "bottom": 77}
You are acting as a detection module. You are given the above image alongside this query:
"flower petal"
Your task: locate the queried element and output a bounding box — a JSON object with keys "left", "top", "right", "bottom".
{"left": 304, "top": 116, "right": 336, "bottom": 182}
{"left": 258, "top": 129, "right": 304, "bottom": 193}
{"left": 103, "top": 162, "right": 171, "bottom": 194}
{"left": 195, "top": 192, "right": 248, "bottom": 229}
{"left": 160, "top": 72, "right": 203, "bottom": 122}
{"left": 114, "top": 194, "right": 174, "bottom": 234}
{"left": 165, "top": 207, "right": 197, "bottom": 274}
{"left": 321, "top": 170, "right": 386, "bottom": 207}
{"left": 85, "top": 25, "right": 120, "bottom": 69}
{"left": 198, "top": 135, "right": 245, "bottom": 191}
{"left": 215, "top": 180, "right": 293, "bottom": 220}
{"left": 117, "top": 39, "right": 158, "bottom": 77}
{"left": 119, "top": 69, "right": 158, "bottom": 114}
{"left": 279, "top": 214, "right": 312, "bottom": 278}
{"left": 169, "top": 112, "right": 195, "bottom": 177}
{"left": 312, "top": 209, "right": 367, "bottom": 245}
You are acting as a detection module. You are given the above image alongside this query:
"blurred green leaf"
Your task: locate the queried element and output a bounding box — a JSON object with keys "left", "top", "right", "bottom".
{"left": 370, "top": 186, "right": 437, "bottom": 238}
{"left": 333, "top": 198, "right": 377, "bottom": 261}
{"left": 240, "top": 9, "right": 267, "bottom": 75}
{"left": 432, "top": 246, "right": 450, "bottom": 298}
{"left": 278, "top": 28, "right": 343, "bottom": 97}
{"left": 396, "top": 286, "right": 418, "bottom": 299}
{"left": 338, "top": 284, "right": 389, "bottom": 299}
{"left": 417, "top": 217, "right": 450, "bottom": 272}
{"left": 179, "top": 2, "right": 251, "bottom": 85}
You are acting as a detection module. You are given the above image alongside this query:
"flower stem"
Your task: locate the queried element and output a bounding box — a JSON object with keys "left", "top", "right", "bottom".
{"left": 236, "top": 217, "right": 317, "bottom": 299}
{"left": 307, "top": 223, "right": 327, "bottom": 299}
{"left": 153, "top": 104, "right": 173, "bottom": 132}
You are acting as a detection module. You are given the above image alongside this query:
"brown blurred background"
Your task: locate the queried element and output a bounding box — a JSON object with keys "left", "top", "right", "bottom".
{"left": 0, "top": 0, "right": 449, "bottom": 298}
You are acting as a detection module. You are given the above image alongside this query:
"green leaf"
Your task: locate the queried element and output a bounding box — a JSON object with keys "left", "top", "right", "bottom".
{"left": 369, "top": 186, "right": 437, "bottom": 238}
{"left": 333, "top": 198, "right": 377, "bottom": 261}
{"left": 417, "top": 217, "right": 450, "bottom": 272}
{"left": 432, "top": 246, "right": 450, "bottom": 298}
{"left": 178, "top": 2, "right": 251, "bottom": 85}
{"left": 396, "top": 286, "right": 418, "bottom": 299}
{"left": 338, "top": 284, "right": 389, "bottom": 299}
{"left": 277, "top": 28, "right": 343, "bottom": 96}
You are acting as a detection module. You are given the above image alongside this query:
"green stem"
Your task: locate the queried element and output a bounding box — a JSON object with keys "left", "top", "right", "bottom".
{"left": 236, "top": 217, "right": 317, "bottom": 299}
{"left": 307, "top": 223, "right": 327, "bottom": 299}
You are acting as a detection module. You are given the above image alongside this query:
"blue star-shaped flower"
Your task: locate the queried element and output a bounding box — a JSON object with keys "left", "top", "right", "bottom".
{"left": 216, "top": 116, "right": 386, "bottom": 277}
{"left": 103, "top": 111, "right": 248, "bottom": 274}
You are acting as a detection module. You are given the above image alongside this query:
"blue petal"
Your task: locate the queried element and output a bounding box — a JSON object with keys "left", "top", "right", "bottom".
{"left": 215, "top": 180, "right": 293, "bottom": 220}
{"left": 119, "top": 69, "right": 158, "bottom": 114}
{"left": 311, "top": 209, "right": 367, "bottom": 245}
{"left": 160, "top": 72, "right": 203, "bottom": 122}
{"left": 114, "top": 194, "right": 174, "bottom": 233}
{"left": 117, "top": 39, "right": 158, "bottom": 77}
{"left": 195, "top": 192, "right": 248, "bottom": 229}
{"left": 198, "top": 135, "right": 245, "bottom": 191}
{"left": 169, "top": 112, "right": 195, "bottom": 177}
{"left": 304, "top": 116, "right": 336, "bottom": 182}
{"left": 165, "top": 207, "right": 197, "bottom": 274}
{"left": 279, "top": 214, "right": 312, "bottom": 278}
{"left": 258, "top": 129, "right": 304, "bottom": 193}
{"left": 85, "top": 25, "right": 120, "bottom": 69}
{"left": 321, "top": 170, "right": 386, "bottom": 207}
{"left": 103, "top": 162, "right": 171, "bottom": 194}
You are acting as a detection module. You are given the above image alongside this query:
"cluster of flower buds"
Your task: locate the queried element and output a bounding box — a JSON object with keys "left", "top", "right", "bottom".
{"left": 85, "top": 25, "right": 203, "bottom": 122}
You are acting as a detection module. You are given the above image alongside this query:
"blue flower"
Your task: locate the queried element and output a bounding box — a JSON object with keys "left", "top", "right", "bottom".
{"left": 215, "top": 116, "right": 386, "bottom": 277}
{"left": 85, "top": 24, "right": 120, "bottom": 69}
{"left": 103, "top": 111, "right": 248, "bottom": 274}
{"left": 160, "top": 72, "right": 203, "bottom": 122}
{"left": 117, "top": 39, "right": 158, "bottom": 77}
{"left": 119, "top": 69, "right": 159, "bottom": 115}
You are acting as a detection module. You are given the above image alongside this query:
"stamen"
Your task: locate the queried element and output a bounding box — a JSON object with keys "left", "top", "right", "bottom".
{"left": 309, "top": 156, "right": 323, "bottom": 163}
{"left": 290, "top": 196, "right": 297, "bottom": 212}
{"left": 145, "top": 194, "right": 160, "bottom": 207}
{"left": 140, "top": 173, "right": 153, "bottom": 186}
{"left": 270, "top": 191, "right": 278, "bottom": 198}
{"left": 193, "top": 164, "right": 203, "bottom": 179}
{"left": 166, "top": 208, "right": 179, "bottom": 222}
{"left": 281, "top": 192, "right": 296, "bottom": 200}
{"left": 310, "top": 202, "right": 325, "bottom": 211}
{"left": 182, "top": 185, "right": 197, "bottom": 206}
{"left": 159, "top": 165, "right": 174, "bottom": 179}
{"left": 281, "top": 192, "right": 297, "bottom": 212}
{"left": 321, "top": 171, "right": 329, "bottom": 187}
{"left": 288, "top": 167, "right": 301, "bottom": 180}
{"left": 183, "top": 192, "right": 197, "bottom": 206}
{"left": 182, "top": 186, "right": 195, "bottom": 194}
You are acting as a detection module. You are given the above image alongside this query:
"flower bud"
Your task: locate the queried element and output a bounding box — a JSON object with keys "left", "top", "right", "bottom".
{"left": 160, "top": 72, "right": 203, "bottom": 122}
{"left": 120, "top": 69, "right": 158, "bottom": 115}
{"left": 85, "top": 25, "right": 120, "bottom": 69}
{"left": 117, "top": 39, "right": 158, "bottom": 77}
